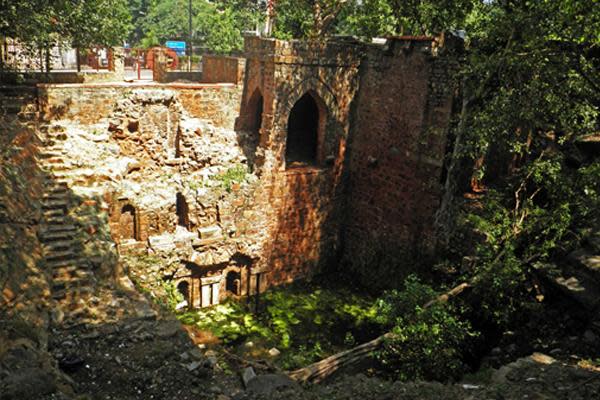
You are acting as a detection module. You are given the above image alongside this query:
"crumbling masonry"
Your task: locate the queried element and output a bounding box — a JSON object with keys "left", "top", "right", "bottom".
{"left": 1, "top": 34, "right": 461, "bottom": 317}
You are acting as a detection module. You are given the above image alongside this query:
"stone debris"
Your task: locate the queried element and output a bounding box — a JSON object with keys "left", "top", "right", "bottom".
{"left": 268, "top": 347, "right": 281, "bottom": 357}
{"left": 242, "top": 366, "right": 257, "bottom": 387}
{"left": 245, "top": 373, "right": 299, "bottom": 396}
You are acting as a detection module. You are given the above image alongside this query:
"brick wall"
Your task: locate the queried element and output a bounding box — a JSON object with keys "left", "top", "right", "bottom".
{"left": 239, "top": 35, "right": 461, "bottom": 288}
{"left": 342, "top": 36, "right": 461, "bottom": 273}
{"left": 37, "top": 83, "right": 242, "bottom": 129}
{"left": 201, "top": 55, "right": 245, "bottom": 84}
{"left": 239, "top": 37, "right": 361, "bottom": 287}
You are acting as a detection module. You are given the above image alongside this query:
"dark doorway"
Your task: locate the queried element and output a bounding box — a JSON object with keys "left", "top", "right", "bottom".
{"left": 286, "top": 93, "right": 320, "bottom": 166}
{"left": 226, "top": 271, "right": 241, "bottom": 295}
{"left": 176, "top": 192, "right": 189, "bottom": 229}
{"left": 175, "top": 127, "right": 183, "bottom": 158}
{"left": 177, "top": 281, "right": 190, "bottom": 304}
{"left": 120, "top": 204, "right": 137, "bottom": 240}
{"left": 249, "top": 90, "right": 263, "bottom": 134}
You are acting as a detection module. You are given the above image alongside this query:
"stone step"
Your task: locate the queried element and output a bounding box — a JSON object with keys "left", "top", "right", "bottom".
{"left": 63, "top": 308, "right": 93, "bottom": 322}
{"left": 42, "top": 163, "right": 70, "bottom": 173}
{"left": 43, "top": 181, "right": 69, "bottom": 189}
{"left": 45, "top": 188, "right": 69, "bottom": 198}
{"left": 40, "top": 229, "right": 75, "bottom": 242}
{"left": 54, "top": 269, "right": 94, "bottom": 284}
{"left": 42, "top": 192, "right": 69, "bottom": 201}
{"left": 38, "top": 150, "right": 64, "bottom": 159}
{"left": 43, "top": 239, "right": 73, "bottom": 251}
{"left": 44, "top": 215, "right": 67, "bottom": 224}
{"left": 48, "top": 125, "right": 67, "bottom": 134}
{"left": 45, "top": 249, "right": 75, "bottom": 261}
{"left": 51, "top": 169, "right": 94, "bottom": 179}
{"left": 44, "top": 156, "right": 66, "bottom": 165}
{"left": 46, "top": 131, "right": 67, "bottom": 139}
{"left": 42, "top": 224, "right": 76, "bottom": 233}
{"left": 46, "top": 257, "right": 82, "bottom": 269}
{"left": 52, "top": 285, "right": 94, "bottom": 301}
{"left": 41, "top": 199, "right": 68, "bottom": 209}
{"left": 41, "top": 144, "right": 64, "bottom": 152}
{"left": 42, "top": 208, "right": 64, "bottom": 218}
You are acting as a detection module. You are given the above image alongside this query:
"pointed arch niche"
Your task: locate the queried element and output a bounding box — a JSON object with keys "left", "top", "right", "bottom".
{"left": 247, "top": 88, "right": 264, "bottom": 136}
{"left": 285, "top": 91, "right": 327, "bottom": 168}
{"left": 240, "top": 88, "right": 264, "bottom": 168}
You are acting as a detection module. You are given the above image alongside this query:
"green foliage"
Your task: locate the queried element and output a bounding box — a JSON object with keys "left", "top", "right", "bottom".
{"left": 271, "top": 0, "right": 313, "bottom": 39}
{"left": 375, "top": 276, "right": 476, "bottom": 382}
{"left": 433, "top": 0, "right": 600, "bottom": 331}
{"left": 187, "top": 300, "right": 271, "bottom": 342}
{"left": 216, "top": 164, "right": 248, "bottom": 192}
{"left": 0, "top": 0, "right": 131, "bottom": 49}
{"left": 161, "top": 280, "right": 185, "bottom": 311}
{"left": 272, "top": 0, "right": 475, "bottom": 39}
{"left": 134, "top": 0, "right": 260, "bottom": 53}
{"left": 179, "top": 282, "right": 378, "bottom": 369}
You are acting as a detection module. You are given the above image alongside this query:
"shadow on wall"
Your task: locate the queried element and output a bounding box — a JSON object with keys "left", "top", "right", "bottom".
{"left": 0, "top": 88, "right": 122, "bottom": 334}
{"left": 0, "top": 109, "right": 49, "bottom": 332}
{"left": 235, "top": 87, "right": 263, "bottom": 170}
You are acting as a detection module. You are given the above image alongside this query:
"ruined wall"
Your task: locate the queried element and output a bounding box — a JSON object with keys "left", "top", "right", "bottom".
{"left": 342, "top": 36, "right": 461, "bottom": 274}
{"left": 8, "top": 35, "right": 461, "bottom": 311}
{"left": 37, "top": 83, "right": 242, "bottom": 129}
{"left": 201, "top": 55, "right": 245, "bottom": 84}
{"left": 0, "top": 90, "right": 50, "bottom": 332}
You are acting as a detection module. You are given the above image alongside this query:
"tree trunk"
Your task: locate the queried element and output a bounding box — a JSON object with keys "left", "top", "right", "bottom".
{"left": 434, "top": 81, "right": 471, "bottom": 249}
{"left": 45, "top": 46, "right": 51, "bottom": 74}
{"left": 76, "top": 47, "right": 81, "bottom": 72}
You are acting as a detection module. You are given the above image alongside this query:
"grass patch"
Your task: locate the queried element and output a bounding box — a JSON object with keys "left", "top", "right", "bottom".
{"left": 177, "top": 281, "right": 380, "bottom": 370}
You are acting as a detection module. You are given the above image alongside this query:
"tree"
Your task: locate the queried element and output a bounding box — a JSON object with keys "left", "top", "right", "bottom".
{"left": 0, "top": 0, "right": 131, "bottom": 47}
{"left": 136, "top": 0, "right": 259, "bottom": 53}
{"left": 436, "top": 0, "right": 600, "bottom": 326}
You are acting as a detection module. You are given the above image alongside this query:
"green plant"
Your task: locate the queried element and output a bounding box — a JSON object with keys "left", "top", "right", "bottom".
{"left": 375, "top": 276, "right": 476, "bottom": 382}
{"left": 177, "top": 281, "right": 379, "bottom": 370}
{"left": 216, "top": 165, "right": 248, "bottom": 193}
{"left": 160, "top": 280, "right": 184, "bottom": 312}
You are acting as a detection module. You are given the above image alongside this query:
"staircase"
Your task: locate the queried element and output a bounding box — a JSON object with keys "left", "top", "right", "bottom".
{"left": 37, "top": 124, "right": 97, "bottom": 323}
{"left": 0, "top": 84, "right": 38, "bottom": 122}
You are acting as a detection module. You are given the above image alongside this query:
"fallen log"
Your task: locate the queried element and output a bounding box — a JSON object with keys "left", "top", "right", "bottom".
{"left": 287, "top": 281, "right": 470, "bottom": 383}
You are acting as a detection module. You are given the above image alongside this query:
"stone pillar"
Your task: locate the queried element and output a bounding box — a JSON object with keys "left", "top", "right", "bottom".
{"left": 153, "top": 49, "right": 168, "bottom": 83}
{"left": 201, "top": 284, "right": 211, "bottom": 308}
{"left": 109, "top": 47, "right": 125, "bottom": 81}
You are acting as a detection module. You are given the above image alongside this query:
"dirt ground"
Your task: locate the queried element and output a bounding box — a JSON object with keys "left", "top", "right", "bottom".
{"left": 38, "top": 319, "right": 600, "bottom": 400}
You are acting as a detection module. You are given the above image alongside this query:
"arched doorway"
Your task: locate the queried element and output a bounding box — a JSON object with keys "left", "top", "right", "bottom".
{"left": 285, "top": 92, "right": 321, "bottom": 166}
{"left": 176, "top": 280, "right": 190, "bottom": 304}
{"left": 225, "top": 270, "right": 241, "bottom": 296}
{"left": 119, "top": 204, "right": 137, "bottom": 240}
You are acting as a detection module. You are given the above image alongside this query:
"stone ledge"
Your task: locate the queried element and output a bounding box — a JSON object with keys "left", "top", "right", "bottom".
{"left": 37, "top": 82, "right": 237, "bottom": 89}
